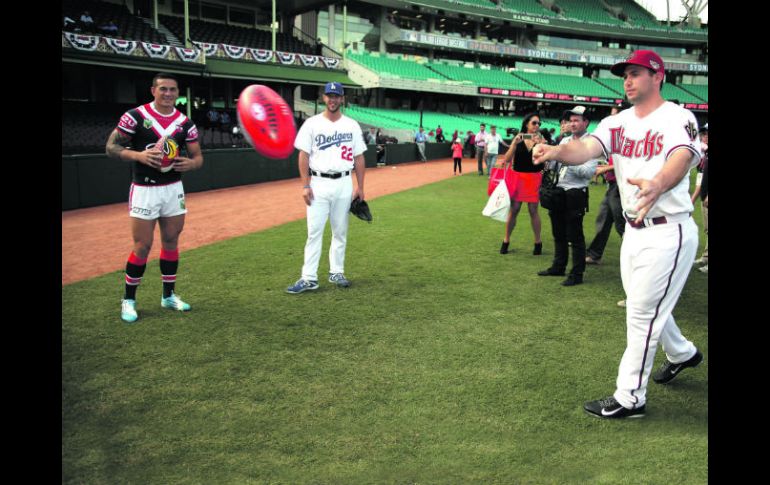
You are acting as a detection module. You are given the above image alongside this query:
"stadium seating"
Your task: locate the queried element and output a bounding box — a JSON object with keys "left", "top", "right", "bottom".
{"left": 159, "top": 14, "right": 315, "bottom": 54}
{"left": 554, "top": 0, "right": 626, "bottom": 26}
{"left": 675, "top": 83, "right": 708, "bottom": 102}
{"left": 512, "top": 71, "right": 620, "bottom": 98}
{"left": 499, "top": 0, "right": 558, "bottom": 17}
{"left": 62, "top": 0, "right": 167, "bottom": 43}
{"left": 348, "top": 52, "right": 449, "bottom": 81}
{"left": 428, "top": 61, "right": 538, "bottom": 90}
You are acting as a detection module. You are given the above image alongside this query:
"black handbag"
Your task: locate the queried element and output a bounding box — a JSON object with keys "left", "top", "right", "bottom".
{"left": 539, "top": 163, "right": 562, "bottom": 210}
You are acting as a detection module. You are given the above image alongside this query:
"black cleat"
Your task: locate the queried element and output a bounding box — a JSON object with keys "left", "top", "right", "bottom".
{"left": 652, "top": 350, "right": 703, "bottom": 384}
{"left": 538, "top": 267, "right": 565, "bottom": 277}
{"left": 584, "top": 396, "right": 645, "bottom": 419}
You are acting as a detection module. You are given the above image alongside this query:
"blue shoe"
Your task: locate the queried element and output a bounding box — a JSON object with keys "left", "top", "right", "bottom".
{"left": 286, "top": 279, "right": 319, "bottom": 294}
{"left": 121, "top": 299, "right": 138, "bottom": 323}
{"left": 161, "top": 292, "right": 191, "bottom": 311}
{"left": 328, "top": 273, "right": 351, "bottom": 287}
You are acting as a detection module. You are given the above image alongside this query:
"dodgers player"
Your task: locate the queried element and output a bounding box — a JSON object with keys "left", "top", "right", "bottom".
{"left": 286, "top": 82, "right": 366, "bottom": 294}
{"left": 532, "top": 50, "right": 704, "bottom": 419}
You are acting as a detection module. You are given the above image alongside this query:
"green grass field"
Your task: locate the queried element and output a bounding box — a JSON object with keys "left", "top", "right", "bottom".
{"left": 62, "top": 173, "right": 708, "bottom": 484}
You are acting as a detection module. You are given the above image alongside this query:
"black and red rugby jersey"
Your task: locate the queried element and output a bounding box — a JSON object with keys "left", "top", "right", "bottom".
{"left": 116, "top": 103, "right": 199, "bottom": 186}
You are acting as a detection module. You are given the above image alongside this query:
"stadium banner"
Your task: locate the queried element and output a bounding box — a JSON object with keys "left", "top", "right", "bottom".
{"left": 276, "top": 52, "right": 296, "bottom": 65}
{"left": 299, "top": 55, "right": 320, "bottom": 67}
{"left": 105, "top": 38, "right": 137, "bottom": 56}
{"left": 142, "top": 42, "right": 171, "bottom": 59}
{"left": 174, "top": 47, "right": 201, "bottom": 63}
{"left": 399, "top": 30, "right": 708, "bottom": 73}
{"left": 250, "top": 49, "right": 274, "bottom": 62}
{"left": 222, "top": 44, "right": 247, "bottom": 59}
{"left": 478, "top": 87, "right": 622, "bottom": 105}
{"left": 684, "top": 103, "right": 708, "bottom": 111}
{"left": 193, "top": 41, "right": 219, "bottom": 57}
{"left": 321, "top": 57, "right": 340, "bottom": 69}
{"left": 64, "top": 32, "right": 100, "bottom": 51}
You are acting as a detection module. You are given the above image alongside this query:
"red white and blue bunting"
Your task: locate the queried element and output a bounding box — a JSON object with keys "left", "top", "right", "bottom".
{"left": 222, "top": 44, "right": 246, "bottom": 59}
{"left": 174, "top": 47, "right": 201, "bottom": 62}
{"left": 276, "top": 51, "right": 296, "bottom": 65}
{"left": 142, "top": 42, "right": 171, "bottom": 59}
{"left": 193, "top": 41, "right": 219, "bottom": 57}
{"left": 105, "top": 38, "right": 137, "bottom": 55}
{"left": 299, "top": 55, "right": 319, "bottom": 67}
{"left": 64, "top": 32, "right": 100, "bottom": 51}
{"left": 250, "top": 49, "right": 274, "bottom": 63}
{"left": 321, "top": 57, "right": 340, "bottom": 69}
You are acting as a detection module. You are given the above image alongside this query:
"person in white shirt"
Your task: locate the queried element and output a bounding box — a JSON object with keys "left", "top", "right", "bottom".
{"left": 287, "top": 82, "right": 366, "bottom": 294}
{"left": 474, "top": 123, "right": 487, "bottom": 175}
{"left": 482, "top": 125, "right": 509, "bottom": 178}
{"left": 533, "top": 50, "right": 704, "bottom": 419}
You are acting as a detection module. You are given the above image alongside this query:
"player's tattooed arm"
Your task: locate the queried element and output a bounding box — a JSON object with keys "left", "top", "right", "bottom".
{"left": 105, "top": 129, "right": 133, "bottom": 160}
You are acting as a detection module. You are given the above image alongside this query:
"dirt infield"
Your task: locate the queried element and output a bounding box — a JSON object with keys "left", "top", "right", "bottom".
{"left": 62, "top": 158, "right": 472, "bottom": 285}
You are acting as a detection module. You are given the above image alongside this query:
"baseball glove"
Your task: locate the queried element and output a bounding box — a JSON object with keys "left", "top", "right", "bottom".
{"left": 350, "top": 197, "right": 372, "bottom": 223}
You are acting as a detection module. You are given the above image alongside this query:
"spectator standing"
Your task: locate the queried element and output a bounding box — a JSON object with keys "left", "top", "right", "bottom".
{"left": 415, "top": 126, "right": 428, "bottom": 162}
{"left": 475, "top": 123, "right": 488, "bottom": 175}
{"left": 451, "top": 138, "right": 463, "bottom": 175}
{"left": 435, "top": 125, "right": 445, "bottom": 143}
{"left": 464, "top": 130, "right": 475, "bottom": 159}
{"left": 99, "top": 20, "right": 119, "bottom": 36}
{"left": 80, "top": 11, "right": 95, "bottom": 33}
{"left": 220, "top": 110, "right": 232, "bottom": 144}
{"left": 499, "top": 113, "right": 545, "bottom": 255}
{"left": 537, "top": 106, "right": 599, "bottom": 286}
{"left": 585, "top": 106, "right": 626, "bottom": 265}
{"left": 693, "top": 124, "right": 708, "bottom": 273}
{"left": 482, "top": 125, "right": 509, "bottom": 178}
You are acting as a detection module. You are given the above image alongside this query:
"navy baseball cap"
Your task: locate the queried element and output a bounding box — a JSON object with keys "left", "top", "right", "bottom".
{"left": 611, "top": 50, "right": 665, "bottom": 77}
{"left": 324, "top": 82, "right": 344, "bottom": 96}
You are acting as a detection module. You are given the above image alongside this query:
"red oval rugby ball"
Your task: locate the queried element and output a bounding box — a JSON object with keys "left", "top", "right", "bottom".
{"left": 237, "top": 84, "right": 297, "bottom": 159}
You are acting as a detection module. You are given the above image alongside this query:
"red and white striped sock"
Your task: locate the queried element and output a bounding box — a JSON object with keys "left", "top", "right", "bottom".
{"left": 160, "top": 248, "right": 179, "bottom": 298}
{"left": 124, "top": 252, "right": 147, "bottom": 300}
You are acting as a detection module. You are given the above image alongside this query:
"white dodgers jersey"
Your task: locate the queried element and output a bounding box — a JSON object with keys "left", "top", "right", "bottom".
{"left": 294, "top": 113, "right": 366, "bottom": 173}
{"left": 590, "top": 102, "right": 702, "bottom": 219}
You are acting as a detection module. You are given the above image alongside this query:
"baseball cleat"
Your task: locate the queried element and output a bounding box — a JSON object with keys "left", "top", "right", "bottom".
{"left": 584, "top": 396, "right": 645, "bottom": 419}
{"left": 161, "top": 292, "right": 191, "bottom": 311}
{"left": 121, "top": 299, "right": 138, "bottom": 323}
{"left": 328, "top": 273, "right": 351, "bottom": 288}
{"left": 286, "top": 279, "right": 319, "bottom": 294}
{"left": 652, "top": 350, "right": 703, "bottom": 384}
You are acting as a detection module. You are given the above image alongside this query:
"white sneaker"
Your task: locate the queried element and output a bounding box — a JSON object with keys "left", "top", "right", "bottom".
{"left": 698, "top": 265, "right": 708, "bottom": 274}
{"left": 161, "top": 292, "right": 191, "bottom": 311}
{"left": 121, "top": 299, "right": 138, "bottom": 323}
{"left": 693, "top": 257, "right": 707, "bottom": 265}
{"left": 617, "top": 299, "right": 626, "bottom": 308}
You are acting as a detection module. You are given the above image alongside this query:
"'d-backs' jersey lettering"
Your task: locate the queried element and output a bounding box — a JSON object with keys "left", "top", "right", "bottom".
{"left": 590, "top": 101, "right": 702, "bottom": 219}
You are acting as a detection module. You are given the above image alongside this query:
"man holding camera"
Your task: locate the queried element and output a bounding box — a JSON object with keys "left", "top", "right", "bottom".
{"left": 537, "top": 106, "right": 599, "bottom": 286}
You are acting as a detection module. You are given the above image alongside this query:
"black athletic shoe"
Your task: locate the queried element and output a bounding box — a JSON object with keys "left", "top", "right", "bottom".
{"left": 500, "top": 241, "right": 510, "bottom": 254}
{"left": 533, "top": 242, "right": 543, "bottom": 255}
{"left": 538, "top": 267, "right": 565, "bottom": 276}
{"left": 652, "top": 350, "right": 703, "bottom": 384}
{"left": 561, "top": 274, "right": 583, "bottom": 286}
{"left": 584, "top": 396, "right": 645, "bottom": 419}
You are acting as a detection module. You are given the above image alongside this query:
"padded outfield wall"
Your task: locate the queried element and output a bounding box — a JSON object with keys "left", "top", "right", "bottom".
{"left": 62, "top": 144, "right": 456, "bottom": 210}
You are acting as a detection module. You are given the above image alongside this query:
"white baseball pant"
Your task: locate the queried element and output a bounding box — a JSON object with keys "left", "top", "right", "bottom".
{"left": 301, "top": 175, "right": 353, "bottom": 281}
{"left": 614, "top": 215, "right": 699, "bottom": 409}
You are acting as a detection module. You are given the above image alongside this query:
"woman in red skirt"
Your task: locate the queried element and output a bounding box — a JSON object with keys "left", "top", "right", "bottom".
{"left": 499, "top": 113, "right": 545, "bottom": 255}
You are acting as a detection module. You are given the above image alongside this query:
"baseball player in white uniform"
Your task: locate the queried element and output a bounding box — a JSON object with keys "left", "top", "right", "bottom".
{"left": 287, "top": 82, "right": 366, "bottom": 294}
{"left": 532, "top": 50, "right": 704, "bottom": 419}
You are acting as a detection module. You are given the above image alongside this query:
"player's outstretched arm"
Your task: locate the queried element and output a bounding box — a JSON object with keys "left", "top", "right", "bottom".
{"left": 627, "top": 148, "right": 694, "bottom": 222}
{"left": 532, "top": 137, "right": 603, "bottom": 166}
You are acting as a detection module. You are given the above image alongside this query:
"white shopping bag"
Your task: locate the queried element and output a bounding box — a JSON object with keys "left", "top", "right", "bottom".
{"left": 482, "top": 180, "right": 511, "bottom": 222}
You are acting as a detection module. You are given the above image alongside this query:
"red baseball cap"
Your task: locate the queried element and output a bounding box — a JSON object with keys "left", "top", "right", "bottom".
{"left": 611, "top": 50, "right": 665, "bottom": 77}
